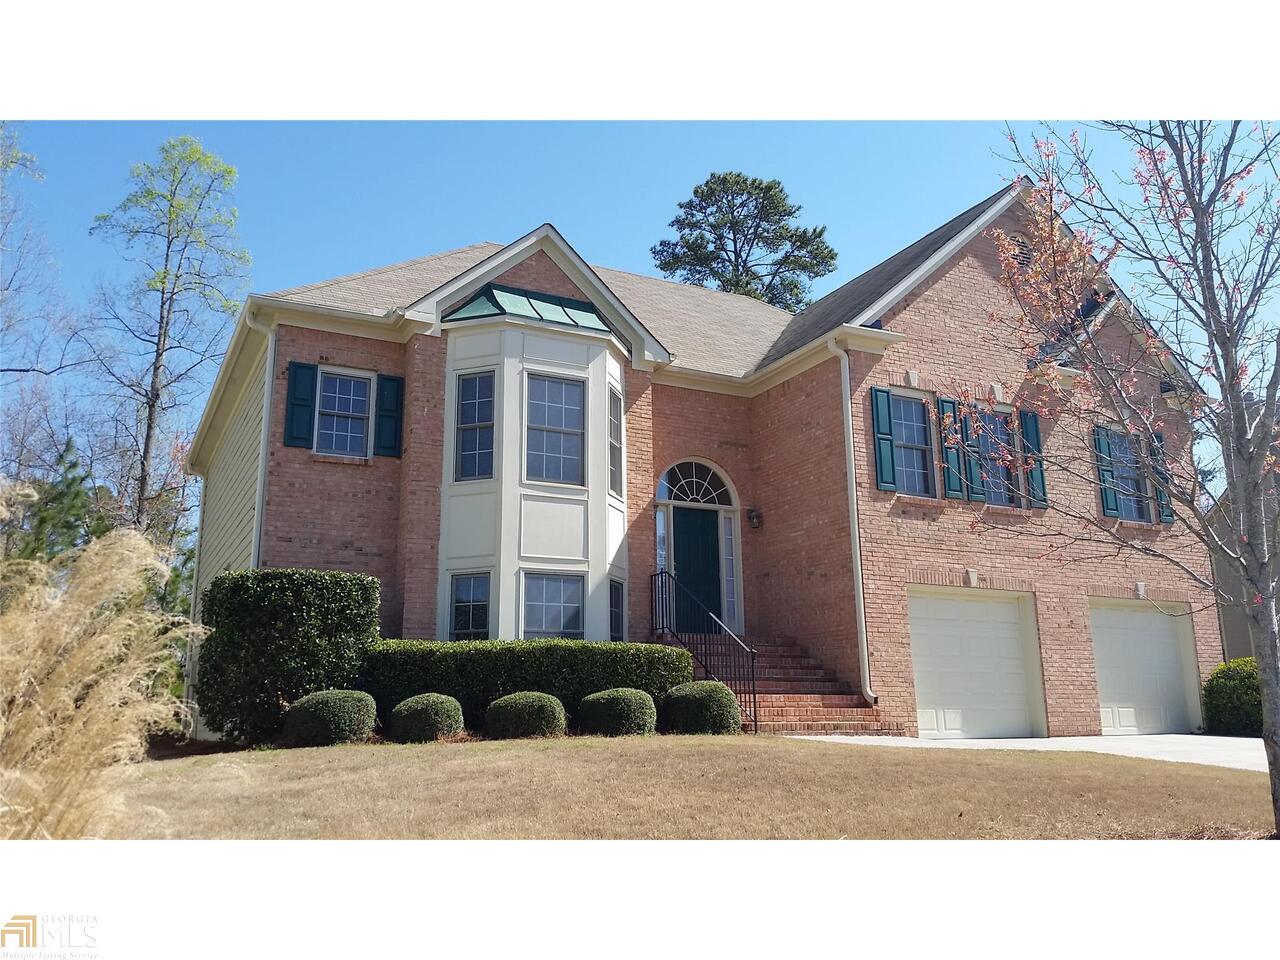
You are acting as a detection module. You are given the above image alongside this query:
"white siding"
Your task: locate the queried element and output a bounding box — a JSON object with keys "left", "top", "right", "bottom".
{"left": 193, "top": 347, "right": 266, "bottom": 620}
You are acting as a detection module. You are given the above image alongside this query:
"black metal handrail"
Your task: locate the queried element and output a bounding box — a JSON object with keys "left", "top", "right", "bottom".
{"left": 651, "top": 570, "right": 758, "bottom": 732}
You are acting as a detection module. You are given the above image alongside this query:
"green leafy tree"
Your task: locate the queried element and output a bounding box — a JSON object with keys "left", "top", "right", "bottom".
{"left": 651, "top": 172, "right": 837, "bottom": 311}
{"left": 90, "top": 136, "right": 249, "bottom": 531}
{"left": 14, "top": 438, "right": 112, "bottom": 560}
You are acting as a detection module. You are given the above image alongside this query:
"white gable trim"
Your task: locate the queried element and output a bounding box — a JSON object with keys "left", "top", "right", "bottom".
{"left": 846, "top": 183, "right": 1023, "bottom": 330}
{"left": 403, "top": 223, "right": 672, "bottom": 368}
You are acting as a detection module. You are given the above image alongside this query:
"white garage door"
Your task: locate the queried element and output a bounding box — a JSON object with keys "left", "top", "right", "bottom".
{"left": 1090, "top": 603, "right": 1192, "bottom": 735}
{"left": 908, "top": 591, "right": 1039, "bottom": 739}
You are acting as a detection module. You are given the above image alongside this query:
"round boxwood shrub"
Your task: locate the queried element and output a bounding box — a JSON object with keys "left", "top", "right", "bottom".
{"left": 578, "top": 688, "right": 657, "bottom": 736}
{"left": 282, "top": 689, "right": 377, "bottom": 747}
{"left": 388, "top": 693, "right": 464, "bottom": 743}
{"left": 1203, "top": 657, "right": 1263, "bottom": 736}
{"left": 658, "top": 681, "right": 741, "bottom": 735}
{"left": 485, "top": 691, "right": 566, "bottom": 739}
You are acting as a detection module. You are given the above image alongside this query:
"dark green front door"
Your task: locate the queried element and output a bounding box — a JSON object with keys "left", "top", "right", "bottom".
{"left": 672, "top": 506, "right": 721, "bottom": 632}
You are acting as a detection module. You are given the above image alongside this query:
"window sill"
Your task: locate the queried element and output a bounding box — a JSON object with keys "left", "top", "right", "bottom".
{"left": 1116, "top": 518, "right": 1160, "bottom": 530}
{"left": 451, "top": 476, "right": 498, "bottom": 488}
{"left": 522, "top": 478, "right": 588, "bottom": 496}
{"left": 981, "top": 502, "right": 1036, "bottom": 516}
{"left": 888, "top": 492, "right": 941, "bottom": 504}
{"left": 311, "top": 453, "right": 372, "bottom": 466}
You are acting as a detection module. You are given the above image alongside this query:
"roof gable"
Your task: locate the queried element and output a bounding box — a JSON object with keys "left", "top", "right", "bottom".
{"left": 754, "top": 183, "right": 1020, "bottom": 370}
{"left": 404, "top": 224, "right": 671, "bottom": 366}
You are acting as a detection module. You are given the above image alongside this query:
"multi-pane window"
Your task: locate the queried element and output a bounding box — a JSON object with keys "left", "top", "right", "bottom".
{"left": 890, "top": 395, "right": 934, "bottom": 497}
{"left": 316, "top": 372, "right": 371, "bottom": 456}
{"left": 976, "top": 411, "right": 1020, "bottom": 507}
{"left": 450, "top": 573, "right": 490, "bottom": 641}
{"left": 1109, "top": 432, "right": 1151, "bottom": 522}
{"left": 527, "top": 374, "right": 584, "bottom": 485}
{"left": 722, "top": 514, "right": 738, "bottom": 626}
{"left": 608, "top": 388, "right": 623, "bottom": 497}
{"left": 523, "top": 573, "right": 584, "bottom": 640}
{"left": 609, "top": 579, "right": 625, "bottom": 642}
{"left": 456, "top": 371, "right": 495, "bottom": 480}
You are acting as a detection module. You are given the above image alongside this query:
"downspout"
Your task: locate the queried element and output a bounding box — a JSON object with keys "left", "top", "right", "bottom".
{"left": 246, "top": 309, "right": 276, "bottom": 569}
{"left": 827, "top": 336, "right": 877, "bottom": 705}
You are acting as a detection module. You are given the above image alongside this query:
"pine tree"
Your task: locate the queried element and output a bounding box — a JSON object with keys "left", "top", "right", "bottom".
{"left": 16, "top": 439, "right": 103, "bottom": 560}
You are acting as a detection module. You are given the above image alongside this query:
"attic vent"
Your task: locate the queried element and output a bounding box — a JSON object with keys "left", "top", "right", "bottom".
{"left": 1009, "top": 233, "right": 1033, "bottom": 266}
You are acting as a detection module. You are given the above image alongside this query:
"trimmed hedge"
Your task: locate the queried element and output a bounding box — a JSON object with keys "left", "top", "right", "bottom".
{"left": 486, "top": 692, "right": 566, "bottom": 739}
{"left": 196, "top": 568, "right": 380, "bottom": 744}
{"left": 1203, "top": 657, "right": 1263, "bottom": 736}
{"left": 360, "top": 639, "right": 693, "bottom": 729}
{"left": 388, "top": 693, "right": 464, "bottom": 743}
{"left": 578, "top": 688, "right": 657, "bottom": 736}
{"left": 282, "top": 690, "right": 377, "bottom": 747}
{"left": 658, "top": 681, "right": 741, "bottom": 735}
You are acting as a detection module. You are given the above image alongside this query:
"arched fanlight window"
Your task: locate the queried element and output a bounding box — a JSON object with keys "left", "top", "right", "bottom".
{"left": 657, "top": 460, "right": 733, "bottom": 506}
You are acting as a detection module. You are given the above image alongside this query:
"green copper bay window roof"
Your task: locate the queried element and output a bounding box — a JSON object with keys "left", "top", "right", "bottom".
{"left": 442, "top": 283, "right": 611, "bottom": 333}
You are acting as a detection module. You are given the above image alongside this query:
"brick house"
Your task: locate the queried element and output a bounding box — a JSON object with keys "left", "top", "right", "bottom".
{"left": 188, "top": 183, "right": 1221, "bottom": 736}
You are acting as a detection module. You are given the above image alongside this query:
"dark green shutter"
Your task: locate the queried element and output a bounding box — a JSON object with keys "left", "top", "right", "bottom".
{"left": 870, "top": 387, "right": 897, "bottom": 491}
{"left": 374, "top": 374, "right": 404, "bottom": 458}
{"left": 1152, "top": 432, "right": 1175, "bottom": 523}
{"left": 284, "top": 362, "right": 317, "bottom": 448}
{"left": 962, "top": 415, "right": 986, "bottom": 501}
{"left": 1094, "top": 426, "right": 1120, "bottom": 517}
{"left": 1019, "top": 410, "right": 1047, "bottom": 508}
{"left": 936, "top": 397, "right": 967, "bottom": 499}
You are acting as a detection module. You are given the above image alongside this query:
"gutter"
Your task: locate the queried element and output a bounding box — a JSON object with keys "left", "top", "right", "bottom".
{"left": 245, "top": 309, "right": 276, "bottom": 569}
{"left": 827, "top": 336, "right": 877, "bottom": 705}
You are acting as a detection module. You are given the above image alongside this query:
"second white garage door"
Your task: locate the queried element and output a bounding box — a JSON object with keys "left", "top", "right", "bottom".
{"left": 1090, "top": 602, "right": 1196, "bottom": 735}
{"left": 908, "top": 590, "right": 1044, "bottom": 739}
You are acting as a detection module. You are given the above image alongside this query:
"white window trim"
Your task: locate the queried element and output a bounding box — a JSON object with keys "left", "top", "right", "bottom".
{"left": 313, "top": 364, "right": 375, "bottom": 459}
{"left": 973, "top": 403, "right": 1027, "bottom": 507}
{"left": 608, "top": 577, "right": 627, "bottom": 642}
{"left": 454, "top": 368, "right": 498, "bottom": 482}
{"left": 1104, "top": 427, "right": 1156, "bottom": 524}
{"left": 522, "top": 369, "right": 589, "bottom": 489}
{"left": 886, "top": 389, "right": 937, "bottom": 500}
{"left": 607, "top": 385, "right": 625, "bottom": 501}
{"left": 519, "top": 570, "right": 587, "bottom": 640}
{"left": 449, "top": 568, "right": 494, "bottom": 641}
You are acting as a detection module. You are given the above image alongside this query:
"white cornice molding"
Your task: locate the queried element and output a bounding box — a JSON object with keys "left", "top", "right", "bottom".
{"left": 651, "top": 325, "right": 906, "bottom": 397}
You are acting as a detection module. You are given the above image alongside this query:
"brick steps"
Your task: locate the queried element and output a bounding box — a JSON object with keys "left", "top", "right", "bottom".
{"left": 754, "top": 693, "right": 868, "bottom": 706}
{"left": 752, "top": 720, "right": 908, "bottom": 735}
{"left": 671, "top": 633, "right": 903, "bottom": 736}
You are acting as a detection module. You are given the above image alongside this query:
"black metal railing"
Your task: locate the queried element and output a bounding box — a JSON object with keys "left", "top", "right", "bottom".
{"left": 651, "top": 570, "right": 758, "bottom": 732}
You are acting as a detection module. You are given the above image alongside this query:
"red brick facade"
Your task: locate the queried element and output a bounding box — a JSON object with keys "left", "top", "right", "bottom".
{"left": 251, "top": 223, "right": 1221, "bottom": 736}
{"left": 844, "top": 210, "right": 1220, "bottom": 735}
{"left": 258, "top": 323, "right": 444, "bottom": 638}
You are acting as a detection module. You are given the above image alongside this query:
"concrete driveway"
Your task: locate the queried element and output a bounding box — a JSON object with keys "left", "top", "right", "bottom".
{"left": 795, "top": 733, "right": 1268, "bottom": 773}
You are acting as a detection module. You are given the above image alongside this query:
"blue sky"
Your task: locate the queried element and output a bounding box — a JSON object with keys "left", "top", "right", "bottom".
{"left": 12, "top": 121, "right": 1138, "bottom": 307}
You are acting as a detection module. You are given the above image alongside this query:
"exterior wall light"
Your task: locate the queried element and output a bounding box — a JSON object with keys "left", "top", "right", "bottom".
{"left": 747, "top": 508, "right": 763, "bottom": 529}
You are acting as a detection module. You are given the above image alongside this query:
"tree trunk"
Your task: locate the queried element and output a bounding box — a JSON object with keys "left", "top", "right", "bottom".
{"left": 1247, "top": 601, "right": 1280, "bottom": 834}
{"left": 134, "top": 301, "right": 169, "bottom": 529}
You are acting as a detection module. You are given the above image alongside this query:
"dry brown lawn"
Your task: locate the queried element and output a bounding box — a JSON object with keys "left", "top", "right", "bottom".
{"left": 102, "top": 736, "right": 1275, "bottom": 839}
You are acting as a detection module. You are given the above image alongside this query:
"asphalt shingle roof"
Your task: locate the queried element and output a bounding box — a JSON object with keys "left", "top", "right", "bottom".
{"left": 265, "top": 243, "right": 794, "bottom": 378}
{"left": 753, "top": 184, "right": 1015, "bottom": 370}
{"left": 263, "top": 184, "right": 1016, "bottom": 380}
